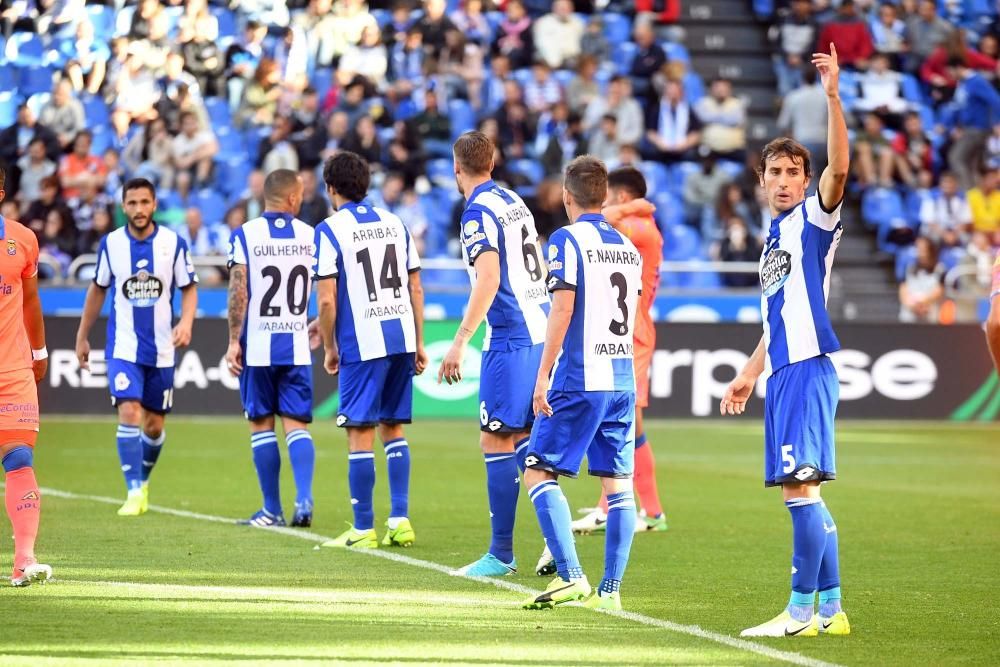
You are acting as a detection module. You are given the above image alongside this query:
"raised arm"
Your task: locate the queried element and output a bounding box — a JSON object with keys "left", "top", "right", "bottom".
{"left": 814, "top": 43, "right": 850, "bottom": 209}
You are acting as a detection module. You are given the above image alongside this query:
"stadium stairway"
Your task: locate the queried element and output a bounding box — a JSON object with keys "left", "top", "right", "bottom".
{"left": 678, "top": 2, "right": 900, "bottom": 321}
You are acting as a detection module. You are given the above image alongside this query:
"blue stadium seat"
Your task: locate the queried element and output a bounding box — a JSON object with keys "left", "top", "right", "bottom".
{"left": 87, "top": 5, "right": 116, "bottom": 39}
{"left": 216, "top": 157, "right": 253, "bottom": 200}
{"left": 447, "top": 99, "right": 476, "bottom": 140}
{"left": 426, "top": 158, "right": 455, "bottom": 186}
{"left": 669, "top": 161, "right": 701, "bottom": 193}
{"left": 216, "top": 129, "right": 246, "bottom": 160}
{"left": 613, "top": 42, "right": 638, "bottom": 74}
{"left": 18, "top": 66, "right": 58, "bottom": 97}
{"left": 371, "top": 9, "right": 391, "bottom": 28}
{"left": 243, "top": 126, "right": 269, "bottom": 161}
{"left": 211, "top": 7, "right": 238, "bottom": 39}
{"left": 90, "top": 126, "right": 114, "bottom": 155}
{"left": 25, "top": 92, "right": 50, "bottom": 117}
{"left": 838, "top": 70, "right": 859, "bottom": 105}
{"left": 115, "top": 6, "right": 136, "bottom": 37}
{"left": 663, "top": 42, "right": 690, "bottom": 64}
{"left": 311, "top": 67, "right": 335, "bottom": 100}
{"left": 895, "top": 245, "right": 917, "bottom": 281}
{"left": 638, "top": 161, "right": 671, "bottom": 196}
{"left": 512, "top": 68, "right": 533, "bottom": 88}
{"left": 651, "top": 191, "right": 684, "bottom": 229}
{"left": 940, "top": 246, "right": 964, "bottom": 273}
{"left": 0, "top": 65, "right": 16, "bottom": 92}
{"left": 861, "top": 186, "right": 906, "bottom": 230}
{"left": 900, "top": 73, "right": 924, "bottom": 104}
{"left": 753, "top": 0, "right": 776, "bottom": 19}
{"left": 717, "top": 160, "right": 746, "bottom": 182}
{"left": 194, "top": 189, "right": 227, "bottom": 225}
{"left": 602, "top": 14, "right": 632, "bottom": 44}
{"left": 683, "top": 72, "right": 705, "bottom": 104}
{"left": 6, "top": 33, "right": 46, "bottom": 67}
{"left": 163, "top": 6, "right": 184, "bottom": 38}
{"left": 663, "top": 224, "right": 702, "bottom": 261}
{"left": 552, "top": 69, "right": 575, "bottom": 89}
{"left": 508, "top": 158, "right": 545, "bottom": 184}
{"left": 0, "top": 92, "right": 19, "bottom": 127}
{"left": 205, "top": 97, "right": 232, "bottom": 129}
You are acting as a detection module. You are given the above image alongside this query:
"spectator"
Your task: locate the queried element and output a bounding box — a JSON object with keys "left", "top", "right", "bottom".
{"left": 295, "top": 0, "right": 340, "bottom": 68}
{"left": 579, "top": 16, "right": 610, "bottom": 63}
{"left": 919, "top": 171, "right": 972, "bottom": 242}
{"left": 920, "top": 30, "right": 997, "bottom": 102}
{"left": 370, "top": 171, "right": 429, "bottom": 256}
{"left": 38, "top": 207, "right": 78, "bottom": 272}
{"left": 237, "top": 170, "right": 266, "bottom": 222}
{"left": 258, "top": 115, "right": 301, "bottom": 174}
{"left": 566, "top": 55, "right": 600, "bottom": 114}
{"left": 76, "top": 204, "right": 113, "bottom": 256}
{"left": 382, "top": 1, "right": 415, "bottom": 52}
{"left": 524, "top": 60, "right": 563, "bottom": 114}
{"left": 947, "top": 57, "right": 1000, "bottom": 191}
{"left": 988, "top": 124, "right": 1000, "bottom": 171}
{"left": 103, "top": 148, "right": 123, "bottom": 200}
{"left": 889, "top": 111, "right": 933, "bottom": 187}
{"left": 418, "top": 0, "right": 458, "bottom": 59}
{"left": 410, "top": 89, "right": 452, "bottom": 159}
{"left": 128, "top": 0, "right": 167, "bottom": 43}
{"left": 225, "top": 20, "right": 268, "bottom": 110}
{"left": 451, "top": 0, "right": 492, "bottom": 48}
{"left": 695, "top": 77, "right": 747, "bottom": 161}
{"left": 773, "top": 0, "right": 818, "bottom": 95}
{"left": 956, "top": 231, "right": 996, "bottom": 305}
{"left": 854, "top": 52, "right": 913, "bottom": 125}
{"left": 238, "top": 58, "right": 282, "bottom": 129}
{"left": 326, "top": 0, "right": 378, "bottom": 65}
{"left": 683, "top": 156, "right": 731, "bottom": 228}
{"left": 705, "top": 182, "right": 758, "bottom": 241}
{"left": 181, "top": 25, "right": 226, "bottom": 98}
{"left": 0, "top": 103, "right": 61, "bottom": 197}
{"left": 584, "top": 75, "right": 644, "bottom": 147}
{"left": 869, "top": 2, "right": 907, "bottom": 64}
{"left": 494, "top": 80, "right": 534, "bottom": 158}
{"left": 321, "top": 111, "right": 351, "bottom": 161}
{"left": 66, "top": 182, "right": 113, "bottom": 233}
{"left": 178, "top": 208, "right": 225, "bottom": 257}
{"left": 521, "top": 177, "right": 569, "bottom": 241}
{"left": 123, "top": 117, "right": 175, "bottom": 189}
{"left": 234, "top": 0, "right": 289, "bottom": 28}
{"left": 271, "top": 26, "right": 311, "bottom": 95}
{"left": 979, "top": 33, "right": 999, "bottom": 61}
{"left": 223, "top": 204, "right": 248, "bottom": 241}
{"left": 904, "top": 0, "right": 954, "bottom": 72}
{"left": 853, "top": 113, "right": 893, "bottom": 188}
{"left": 289, "top": 89, "right": 326, "bottom": 170}
{"left": 15, "top": 139, "right": 58, "bottom": 208}
{"left": 630, "top": 18, "right": 667, "bottom": 100}
{"left": 642, "top": 79, "right": 702, "bottom": 164}
{"left": 777, "top": 67, "right": 829, "bottom": 179}
{"left": 23, "top": 177, "right": 72, "bottom": 237}
{"left": 340, "top": 24, "right": 389, "bottom": 89}
{"left": 341, "top": 115, "right": 383, "bottom": 169}
{"left": 334, "top": 75, "right": 374, "bottom": 126}
{"left": 539, "top": 107, "right": 588, "bottom": 176}
{"left": 297, "top": 168, "right": 330, "bottom": 226}
{"left": 110, "top": 44, "right": 161, "bottom": 140}
{"left": 60, "top": 130, "right": 108, "bottom": 200}
{"left": 494, "top": 0, "right": 534, "bottom": 70}
{"left": 816, "top": 0, "right": 874, "bottom": 70}
{"left": 533, "top": 0, "right": 584, "bottom": 69}
{"left": 389, "top": 27, "right": 426, "bottom": 86}
{"left": 714, "top": 216, "right": 764, "bottom": 287}
{"left": 968, "top": 169, "right": 1000, "bottom": 240}
{"left": 899, "top": 236, "right": 945, "bottom": 322}
{"left": 63, "top": 18, "right": 110, "bottom": 95}
{"left": 589, "top": 114, "right": 621, "bottom": 165}
{"left": 437, "top": 28, "right": 486, "bottom": 103}
{"left": 158, "top": 54, "right": 203, "bottom": 129}
{"left": 171, "top": 111, "right": 219, "bottom": 190}
{"left": 178, "top": 0, "right": 218, "bottom": 44}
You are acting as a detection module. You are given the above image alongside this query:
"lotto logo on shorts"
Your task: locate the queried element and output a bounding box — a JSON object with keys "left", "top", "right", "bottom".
{"left": 487, "top": 419, "right": 503, "bottom": 432}
{"left": 794, "top": 466, "right": 816, "bottom": 481}
{"left": 523, "top": 455, "right": 539, "bottom": 468}
{"left": 336, "top": 415, "right": 347, "bottom": 426}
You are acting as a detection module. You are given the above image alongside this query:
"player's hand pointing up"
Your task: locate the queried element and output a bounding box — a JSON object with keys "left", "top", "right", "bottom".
{"left": 812, "top": 43, "right": 840, "bottom": 98}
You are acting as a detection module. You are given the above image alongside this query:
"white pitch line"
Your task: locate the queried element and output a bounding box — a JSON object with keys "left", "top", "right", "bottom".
{"left": 23, "top": 485, "right": 844, "bottom": 667}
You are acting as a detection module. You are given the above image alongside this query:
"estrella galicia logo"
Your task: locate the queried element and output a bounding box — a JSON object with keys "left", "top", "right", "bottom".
{"left": 760, "top": 249, "right": 792, "bottom": 298}
{"left": 123, "top": 270, "right": 164, "bottom": 307}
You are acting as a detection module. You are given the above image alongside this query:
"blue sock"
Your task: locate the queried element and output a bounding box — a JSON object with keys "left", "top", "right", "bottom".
{"left": 250, "top": 431, "right": 282, "bottom": 517}
{"left": 116, "top": 424, "right": 143, "bottom": 492}
{"left": 818, "top": 501, "right": 842, "bottom": 617}
{"left": 285, "top": 429, "right": 315, "bottom": 506}
{"left": 484, "top": 452, "right": 520, "bottom": 563}
{"left": 514, "top": 437, "right": 530, "bottom": 473}
{"left": 528, "top": 480, "right": 582, "bottom": 581}
{"left": 601, "top": 490, "right": 636, "bottom": 595}
{"left": 383, "top": 438, "right": 410, "bottom": 518}
{"left": 140, "top": 431, "right": 165, "bottom": 483}
{"left": 786, "top": 497, "right": 825, "bottom": 622}
{"left": 348, "top": 452, "right": 376, "bottom": 530}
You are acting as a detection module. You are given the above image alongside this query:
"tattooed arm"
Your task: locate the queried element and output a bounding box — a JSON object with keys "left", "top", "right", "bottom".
{"left": 225, "top": 264, "right": 248, "bottom": 376}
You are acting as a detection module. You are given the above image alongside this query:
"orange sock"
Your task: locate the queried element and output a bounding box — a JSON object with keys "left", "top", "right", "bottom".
{"left": 634, "top": 440, "right": 663, "bottom": 518}
{"left": 5, "top": 467, "right": 41, "bottom": 570}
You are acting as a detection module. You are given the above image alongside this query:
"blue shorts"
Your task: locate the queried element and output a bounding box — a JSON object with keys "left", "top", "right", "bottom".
{"left": 107, "top": 358, "right": 175, "bottom": 415}
{"left": 526, "top": 390, "right": 635, "bottom": 479}
{"left": 764, "top": 355, "right": 839, "bottom": 487}
{"left": 239, "top": 365, "right": 313, "bottom": 423}
{"left": 337, "top": 353, "right": 415, "bottom": 428}
{"left": 480, "top": 344, "right": 542, "bottom": 433}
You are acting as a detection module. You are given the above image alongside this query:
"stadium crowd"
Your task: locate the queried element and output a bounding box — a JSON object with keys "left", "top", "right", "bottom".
{"left": 0, "top": 0, "right": 997, "bottom": 306}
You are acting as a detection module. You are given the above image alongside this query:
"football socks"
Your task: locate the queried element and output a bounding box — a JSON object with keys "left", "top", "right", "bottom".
{"left": 347, "top": 452, "right": 376, "bottom": 531}
{"left": 250, "top": 430, "right": 282, "bottom": 517}
{"left": 383, "top": 438, "right": 410, "bottom": 520}
{"left": 116, "top": 424, "right": 143, "bottom": 491}
{"left": 484, "top": 451, "right": 520, "bottom": 563}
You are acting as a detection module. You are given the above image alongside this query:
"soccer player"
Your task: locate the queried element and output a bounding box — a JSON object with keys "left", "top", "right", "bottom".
{"left": 522, "top": 156, "right": 642, "bottom": 612}
{"left": 76, "top": 178, "right": 198, "bottom": 516}
{"left": 986, "top": 252, "right": 1000, "bottom": 373}
{"left": 225, "top": 169, "right": 317, "bottom": 528}
{"left": 313, "top": 151, "right": 427, "bottom": 549}
{"left": 571, "top": 166, "right": 668, "bottom": 536}
{"left": 437, "top": 131, "right": 550, "bottom": 577}
{"left": 720, "top": 45, "right": 851, "bottom": 638}
{"left": 0, "top": 166, "right": 51, "bottom": 586}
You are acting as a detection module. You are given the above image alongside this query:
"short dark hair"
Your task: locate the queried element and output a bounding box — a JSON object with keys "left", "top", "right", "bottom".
{"left": 758, "top": 137, "right": 812, "bottom": 179}
{"left": 323, "top": 151, "right": 370, "bottom": 203}
{"left": 607, "top": 166, "right": 647, "bottom": 199}
{"left": 264, "top": 168, "right": 302, "bottom": 201}
{"left": 122, "top": 177, "right": 156, "bottom": 202}
{"left": 946, "top": 55, "right": 966, "bottom": 69}
{"left": 453, "top": 131, "right": 494, "bottom": 175}
{"left": 564, "top": 155, "right": 608, "bottom": 209}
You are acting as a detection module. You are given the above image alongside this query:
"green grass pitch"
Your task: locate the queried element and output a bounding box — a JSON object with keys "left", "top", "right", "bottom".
{"left": 0, "top": 418, "right": 997, "bottom": 666}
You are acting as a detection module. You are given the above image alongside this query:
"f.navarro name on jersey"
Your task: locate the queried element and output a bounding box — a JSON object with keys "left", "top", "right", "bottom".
{"left": 252, "top": 243, "right": 314, "bottom": 257}
{"left": 585, "top": 247, "right": 642, "bottom": 267}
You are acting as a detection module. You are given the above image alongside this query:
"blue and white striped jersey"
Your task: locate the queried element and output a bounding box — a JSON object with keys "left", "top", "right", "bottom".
{"left": 228, "top": 212, "right": 315, "bottom": 367}
{"left": 313, "top": 200, "right": 420, "bottom": 363}
{"left": 545, "top": 214, "right": 642, "bottom": 392}
{"left": 759, "top": 194, "right": 843, "bottom": 375}
{"left": 94, "top": 225, "right": 198, "bottom": 368}
{"left": 460, "top": 180, "right": 550, "bottom": 351}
